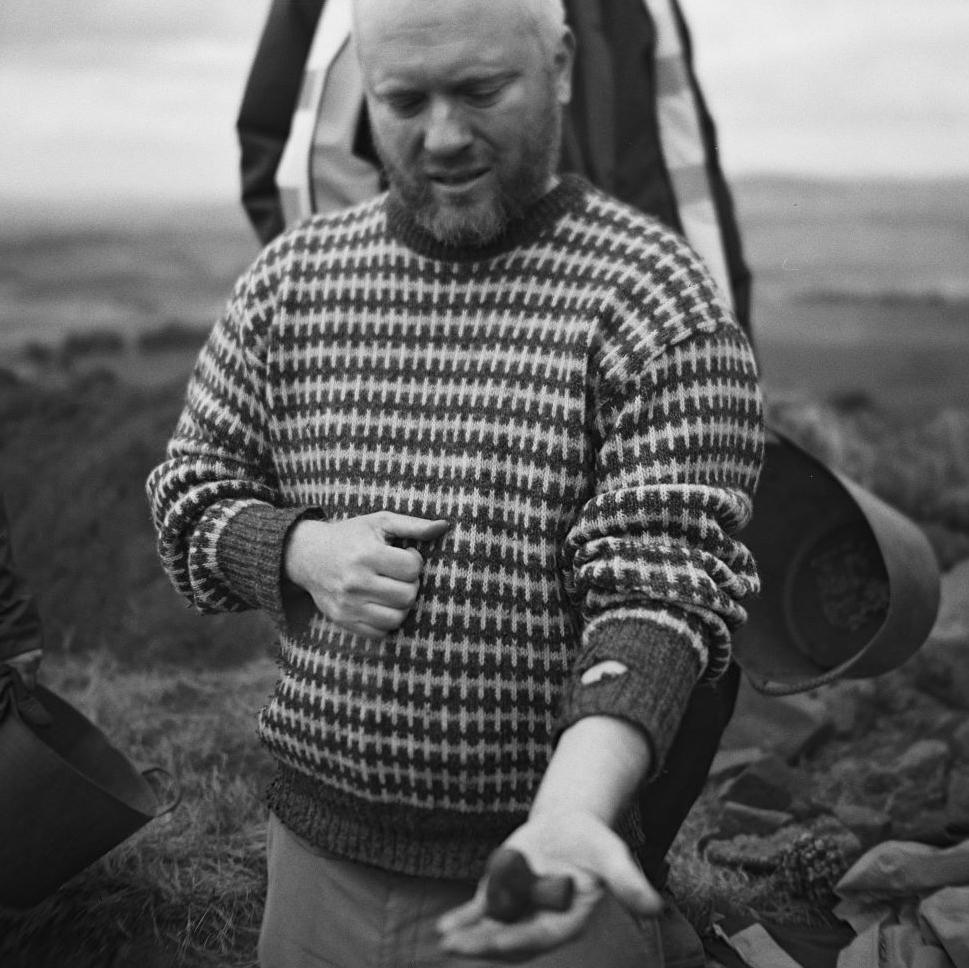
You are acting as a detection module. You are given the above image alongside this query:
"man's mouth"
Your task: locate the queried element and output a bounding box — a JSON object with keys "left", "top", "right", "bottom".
{"left": 428, "top": 168, "right": 490, "bottom": 188}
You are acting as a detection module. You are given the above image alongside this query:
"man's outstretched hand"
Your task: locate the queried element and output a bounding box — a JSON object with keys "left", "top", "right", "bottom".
{"left": 284, "top": 511, "right": 449, "bottom": 638}
{"left": 436, "top": 807, "right": 663, "bottom": 961}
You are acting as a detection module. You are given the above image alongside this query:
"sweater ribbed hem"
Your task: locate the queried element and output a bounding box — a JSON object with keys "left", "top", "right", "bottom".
{"left": 215, "top": 503, "right": 316, "bottom": 629}
{"left": 266, "top": 763, "right": 524, "bottom": 880}
{"left": 555, "top": 616, "right": 701, "bottom": 778}
{"left": 384, "top": 174, "right": 588, "bottom": 262}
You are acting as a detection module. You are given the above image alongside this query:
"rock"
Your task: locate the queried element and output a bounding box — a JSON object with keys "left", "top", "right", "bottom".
{"left": 912, "top": 635, "right": 969, "bottom": 710}
{"left": 897, "top": 739, "right": 951, "bottom": 783}
{"left": 910, "top": 557, "right": 969, "bottom": 706}
{"left": 946, "top": 765, "right": 969, "bottom": 820}
{"left": 828, "top": 755, "right": 867, "bottom": 786}
{"left": 721, "top": 678, "right": 834, "bottom": 762}
{"left": 708, "top": 746, "right": 769, "bottom": 783}
{"left": 953, "top": 719, "right": 969, "bottom": 763}
{"left": 892, "top": 809, "right": 958, "bottom": 845}
{"left": 922, "top": 524, "right": 969, "bottom": 571}
{"left": 928, "top": 710, "right": 967, "bottom": 745}
{"left": 882, "top": 740, "right": 952, "bottom": 821}
{"left": 821, "top": 680, "right": 878, "bottom": 738}
{"left": 720, "top": 755, "right": 812, "bottom": 813}
{"left": 890, "top": 785, "right": 949, "bottom": 822}
{"left": 935, "top": 488, "right": 969, "bottom": 532}
{"left": 832, "top": 803, "right": 892, "bottom": 847}
{"left": 856, "top": 739, "right": 951, "bottom": 824}
{"left": 929, "top": 558, "right": 969, "bottom": 641}
{"left": 862, "top": 767, "right": 898, "bottom": 797}
{"left": 719, "top": 802, "right": 795, "bottom": 838}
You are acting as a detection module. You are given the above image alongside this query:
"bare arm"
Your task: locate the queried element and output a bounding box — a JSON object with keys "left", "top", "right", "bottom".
{"left": 437, "top": 715, "right": 662, "bottom": 960}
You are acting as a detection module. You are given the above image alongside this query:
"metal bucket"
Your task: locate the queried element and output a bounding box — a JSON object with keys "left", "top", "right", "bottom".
{"left": 0, "top": 683, "right": 179, "bottom": 910}
{"left": 735, "top": 430, "right": 940, "bottom": 695}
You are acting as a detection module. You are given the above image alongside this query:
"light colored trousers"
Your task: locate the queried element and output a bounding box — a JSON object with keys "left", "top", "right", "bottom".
{"left": 258, "top": 813, "right": 664, "bottom": 968}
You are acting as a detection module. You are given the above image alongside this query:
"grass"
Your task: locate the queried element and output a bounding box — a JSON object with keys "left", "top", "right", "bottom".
{"left": 1, "top": 373, "right": 967, "bottom": 964}
{"left": 0, "top": 653, "right": 277, "bottom": 968}
{"left": 0, "top": 373, "right": 272, "bottom": 668}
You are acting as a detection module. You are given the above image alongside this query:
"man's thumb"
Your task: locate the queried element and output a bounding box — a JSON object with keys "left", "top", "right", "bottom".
{"left": 381, "top": 514, "right": 450, "bottom": 542}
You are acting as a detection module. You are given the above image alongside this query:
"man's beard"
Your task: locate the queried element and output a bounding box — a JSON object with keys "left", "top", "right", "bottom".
{"left": 377, "top": 101, "right": 562, "bottom": 247}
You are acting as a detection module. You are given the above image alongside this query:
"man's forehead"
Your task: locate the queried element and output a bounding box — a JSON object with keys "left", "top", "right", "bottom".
{"left": 354, "top": 0, "right": 540, "bottom": 56}
{"left": 355, "top": 0, "right": 544, "bottom": 85}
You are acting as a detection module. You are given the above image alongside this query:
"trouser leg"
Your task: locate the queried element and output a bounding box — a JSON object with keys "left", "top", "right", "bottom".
{"left": 258, "top": 812, "right": 664, "bottom": 967}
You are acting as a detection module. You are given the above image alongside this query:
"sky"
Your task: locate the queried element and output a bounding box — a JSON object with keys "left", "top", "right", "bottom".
{"left": 1, "top": 0, "right": 968, "bottom": 214}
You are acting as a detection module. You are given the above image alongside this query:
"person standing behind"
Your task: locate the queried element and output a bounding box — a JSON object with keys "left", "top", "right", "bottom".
{"left": 151, "top": 0, "right": 764, "bottom": 963}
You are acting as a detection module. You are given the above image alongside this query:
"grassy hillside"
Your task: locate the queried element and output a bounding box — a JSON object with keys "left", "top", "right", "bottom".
{"left": 0, "top": 373, "right": 273, "bottom": 669}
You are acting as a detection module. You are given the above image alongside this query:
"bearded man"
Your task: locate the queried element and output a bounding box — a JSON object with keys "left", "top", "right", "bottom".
{"left": 148, "top": 0, "right": 763, "bottom": 964}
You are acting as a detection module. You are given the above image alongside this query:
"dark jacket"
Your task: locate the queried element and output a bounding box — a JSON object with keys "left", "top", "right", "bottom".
{"left": 236, "top": 0, "right": 753, "bottom": 335}
{"left": 0, "top": 496, "right": 43, "bottom": 664}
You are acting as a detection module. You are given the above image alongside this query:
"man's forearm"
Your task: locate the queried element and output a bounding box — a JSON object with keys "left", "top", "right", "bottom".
{"left": 531, "top": 715, "right": 651, "bottom": 827}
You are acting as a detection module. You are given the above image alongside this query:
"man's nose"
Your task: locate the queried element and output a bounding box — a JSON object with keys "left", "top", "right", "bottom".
{"left": 423, "top": 98, "right": 472, "bottom": 156}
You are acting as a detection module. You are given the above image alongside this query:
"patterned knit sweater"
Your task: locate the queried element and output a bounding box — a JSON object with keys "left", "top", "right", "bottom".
{"left": 147, "top": 175, "right": 763, "bottom": 879}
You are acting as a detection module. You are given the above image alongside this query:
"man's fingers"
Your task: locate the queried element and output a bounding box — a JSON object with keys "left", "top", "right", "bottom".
{"left": 436, "top": 892, "right": 486, "bottom": 934}
{"left": 367, "top": 575, "right": 420, "bottom": 610}
{"left": 377, "top": 512, "right": 450, "bottom": 543}
{"left": 360, "top": 602, "right": 410, "bottom": 632}
{"left": 374, "top": 544, "right": 425, "bottom": 583}
{"left": 438, "top": 890, "right": 599, "bottom": 959}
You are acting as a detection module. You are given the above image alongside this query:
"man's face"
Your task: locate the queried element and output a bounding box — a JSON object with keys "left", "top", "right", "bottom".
{"left": 355, "top": 0, "right": 573, "bottom": 246}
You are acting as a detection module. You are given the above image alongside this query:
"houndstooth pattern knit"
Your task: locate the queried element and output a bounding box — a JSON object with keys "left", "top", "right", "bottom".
{"left": 147, "top": 175, "right": 763, "bottom": 878}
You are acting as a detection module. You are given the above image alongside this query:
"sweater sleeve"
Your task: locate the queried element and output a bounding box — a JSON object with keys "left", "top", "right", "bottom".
{"left": 145, "top": 249, "right": 313, "bottom": 629}
{"left": 557, "top": 247, "right": 763, "bottom": 774}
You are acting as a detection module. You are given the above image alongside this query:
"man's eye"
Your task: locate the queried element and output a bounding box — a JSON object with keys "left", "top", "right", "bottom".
{"left": 386, "top": 94, "right": 425, "bottom": 116}
{"left": 464, "top": 86, "right": 503, "bottom": 107}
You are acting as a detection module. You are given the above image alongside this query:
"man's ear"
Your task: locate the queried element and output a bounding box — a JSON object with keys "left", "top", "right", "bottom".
{"left": 553, "top": 28, "right": 576, "bottom": 105}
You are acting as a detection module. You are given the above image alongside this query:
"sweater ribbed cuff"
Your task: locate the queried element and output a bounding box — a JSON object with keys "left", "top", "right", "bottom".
{"left": 555, "top": 616, "right": 702, "bottom": 778}
{"left": 215, "top": 503, "right": 320, "bottom": 630}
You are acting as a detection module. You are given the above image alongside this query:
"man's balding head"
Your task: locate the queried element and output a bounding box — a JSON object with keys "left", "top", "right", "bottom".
{"left": 352, "top": 0, "right": 574, "bottom": 246}
{"left": 352, "top": 0, "right": 568, "bottom": 64}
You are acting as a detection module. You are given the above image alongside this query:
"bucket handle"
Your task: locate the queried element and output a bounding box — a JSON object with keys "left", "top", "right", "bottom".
{"left": 142, "top": 766, "right": 182, "bottom": 817}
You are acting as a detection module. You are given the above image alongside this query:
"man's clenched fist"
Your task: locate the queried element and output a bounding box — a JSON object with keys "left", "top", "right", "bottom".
{"left": 284, "top": 511, "right": 449, "bottom": 638}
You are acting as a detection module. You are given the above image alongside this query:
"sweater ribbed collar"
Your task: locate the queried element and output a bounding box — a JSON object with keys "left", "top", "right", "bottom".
{"left": 384, "top": 174, "right": 588, "bottom": 263}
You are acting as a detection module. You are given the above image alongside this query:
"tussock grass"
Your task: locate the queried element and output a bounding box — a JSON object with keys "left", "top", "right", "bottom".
{"left": 665, "top": 788, "right": 838, "bottom": 933}
{"left": 0, "top": 653, "right": 278, "bottom": 967}
{"left": 0, "top": 377, "right": 273, "bottom": 667}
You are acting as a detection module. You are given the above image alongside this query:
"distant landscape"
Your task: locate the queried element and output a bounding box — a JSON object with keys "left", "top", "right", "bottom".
{"left": 737, "top": 177, "right": 969, "bottom": 414}
{"left": 3, "top": 176, "right": 968, "bottom": 411}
